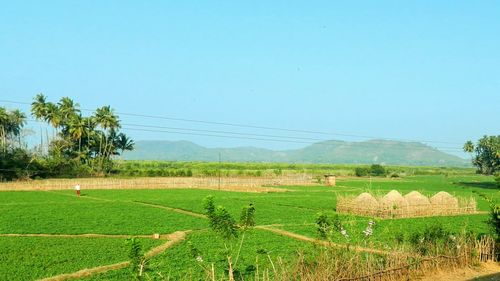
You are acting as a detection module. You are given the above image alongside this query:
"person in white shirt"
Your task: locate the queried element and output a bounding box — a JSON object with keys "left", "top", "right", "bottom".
{"left": 74, "top": 184, "right": 81, "bottom": 197}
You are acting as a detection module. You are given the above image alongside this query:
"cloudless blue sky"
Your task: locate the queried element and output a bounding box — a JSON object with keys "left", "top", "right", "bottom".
{"left": 1, "top": 1, "right": 499, "bottom": 156}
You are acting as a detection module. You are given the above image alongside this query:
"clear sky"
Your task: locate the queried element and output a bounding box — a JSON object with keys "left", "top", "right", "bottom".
{"left": 1, "top": 1, "right": 499, "bottom": 156}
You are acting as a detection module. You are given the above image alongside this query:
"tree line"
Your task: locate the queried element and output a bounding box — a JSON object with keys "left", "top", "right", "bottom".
{"left": 0, "top": 94, "right": 134, "bottom": 181}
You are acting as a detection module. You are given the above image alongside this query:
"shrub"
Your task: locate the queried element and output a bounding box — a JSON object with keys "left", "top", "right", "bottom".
{"left": 370, "top": 164, "right": 386, "bottom": 176}
{"left": 355, "top": 167, "right": 369, "bottom": 177}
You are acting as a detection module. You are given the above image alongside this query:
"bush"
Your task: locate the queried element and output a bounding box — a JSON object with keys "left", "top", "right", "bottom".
{"left": 370, "top": 164, "right": 386, "bottom": 176}
{"left": 354, "top": 167, "right": 369, "bottom": 177}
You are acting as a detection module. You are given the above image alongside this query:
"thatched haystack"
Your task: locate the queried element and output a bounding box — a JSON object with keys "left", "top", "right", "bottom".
{"left": 380, "top": 190, "right": 408, "bottom": 209}
{"left": 336, "top": 190, "right": 476, "bottom": 218}
{"left": 404, "top": 191, "right": 431, "bottom": 216}
{"left": 405, "top": 191, "right": 431, "bottom": 206}
{"left": 430, "top": 191, "right": 459, "bottom": 214}
{"left": 354, "top": 192, "right": 379, "bottom": 208}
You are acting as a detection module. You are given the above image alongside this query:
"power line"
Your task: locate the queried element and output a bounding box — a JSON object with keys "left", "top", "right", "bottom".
{"left": 0, "top": 98, "right": 465, "bottom": 146}
{"left": 22, "top": 119, "right": 464, "bottom": 152}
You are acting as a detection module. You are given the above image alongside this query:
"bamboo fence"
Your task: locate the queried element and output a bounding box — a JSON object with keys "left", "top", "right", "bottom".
{"left": 0, "top": 175, "right": 314, "bottom": 192}
{"left": 336, "top": 194, "right": 477, "bottom": 218}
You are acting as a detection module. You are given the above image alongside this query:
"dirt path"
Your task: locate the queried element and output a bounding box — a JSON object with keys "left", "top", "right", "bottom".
{"left": 133, "top": 201, "right": 208, "bottom": 219}
{"left": 37, "top": 231, "right": 189, "bottom": 281}
{"left": 255, "top": 225, "right": 395, "bottom": 256}
{"left": 0, "top": 233, "right": 155, "bottom": 239}
{"left": 417, "top": 262, "right": 500, "bottom": 281}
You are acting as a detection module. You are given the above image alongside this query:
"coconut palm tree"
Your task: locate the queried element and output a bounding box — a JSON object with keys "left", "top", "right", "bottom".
{"left": 115, "top": 133, "right": 135, "bottom": 155}
{"left": 94, "top": 106, "right": 120, "bottom": 161}
{"left": 44, "top": 103, "right": 62, "bottom": 132}
{"left": 58, "top": 97, "right": 80, "bottom": 125}
{"left": 68, "top": 115, "right": 87, "bottom": 156}
{"left": 31, "top": 93, "right": 47, "bottom": 120}
{"left": 463, "top": 141, "right": 474, "bottom": 153}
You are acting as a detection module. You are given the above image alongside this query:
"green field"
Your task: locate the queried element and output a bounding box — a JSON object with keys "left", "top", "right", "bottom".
{"left": 1, "top": 174, "right": 498, "bottom": 280}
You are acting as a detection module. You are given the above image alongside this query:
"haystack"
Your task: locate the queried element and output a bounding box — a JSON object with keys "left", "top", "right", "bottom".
{"left": 380, "top": 190, "right": 408, "bottom": 209}
{"left": 404, "top": 191, "right": 431, "bottom": 206}
{"left": 430, "top": 191, "right": 459, "bottom": 214}
{"left": 404, "top": 191, "right": 431, "bottom": 216}
{"left": 430, "top": 191, "right": 458, "bottom": 207}
{"left": 354, "top": 192, "right": 379, "bottom": 209}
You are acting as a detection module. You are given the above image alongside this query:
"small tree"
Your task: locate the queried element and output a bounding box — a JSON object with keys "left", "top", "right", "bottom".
{"left": 370, "top": 164, "right": 386, "bottom": 176}
{"left": 126, "top": 237, "right": 146, "bottom": 280}
{"left": 464, "top": 135, "right": 500, "bottom": 175}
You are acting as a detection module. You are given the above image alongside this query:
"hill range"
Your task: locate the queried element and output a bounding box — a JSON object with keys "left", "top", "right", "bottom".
{"left": 122, "top": 139, "right": 469, "bottom": 167}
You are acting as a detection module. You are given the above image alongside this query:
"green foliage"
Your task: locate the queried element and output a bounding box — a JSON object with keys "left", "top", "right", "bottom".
{"left": 315, "top": 212, "right": 341, "bottom": 239}
{"left": 2, "top": 175, "right": 499, "bottom": 280}
{"left": 370, "top": 164, "right": 386, "bottom": 176}
{"left": 464, "top": 135, "right": 500, "bottom": 175}
{"left": 354, "top": 167, "right": 370, "bottom": 177}
{"left": 239, "top": 203, "right": 256, "bottom": 229}
{"left": 409, "top": 224, "right": 454, "bottom": 255}
{"left": 203, "top": 196, "right": 238, "bottom": 240}
{"left": 354, "top": 164, "right": 386, "bottom": 177}
{"left": 126, "top": 238, "right": 146, "bottom": 280}
{"left": 489, "top": 203, "right": 500, "bottom": 240}
{"left": 0, "top": 237, "right": 161, "bottom": 280}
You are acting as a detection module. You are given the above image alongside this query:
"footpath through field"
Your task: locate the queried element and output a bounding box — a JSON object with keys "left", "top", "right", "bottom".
{"left": 37, "top": 231, "right": 189, "bottom": 281}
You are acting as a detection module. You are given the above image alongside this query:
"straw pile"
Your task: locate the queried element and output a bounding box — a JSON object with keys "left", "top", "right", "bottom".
{"left": 380, "top": 190, "right": 408, "bottom": 210}
{"left": 430, "top": 191, "right": 459, "bottom": 215}
{"left": 404, "top": 191, "right": 431, "bottom": 215}
{"left": 336, "top": 190, "right": 476, "bottom": 219}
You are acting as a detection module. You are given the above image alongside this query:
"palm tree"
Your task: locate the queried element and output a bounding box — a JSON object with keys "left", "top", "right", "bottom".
{"left": 31, "top": 93, "right": 47, "bottom": 120}
{"left": 95, "top": 106, "right": 120, "bottom": 131}
{"left": 44, "top": 103, "right": 62, "bottom": 131}
{"left": 463, "top": 141, "right": 474, "bottom": 153}
{"left": 94, "top": 106, "right": 120, "bottom": 161}
{"left": 0, "top": 107, "right": 8, "bottom": 151}
{"left": 115, "top": 133, "right": 134, "bottom": 155}
{"left": 58, "top": 97, "right": 80, "bottom": 124}
{"left": 9, "top": 109, "right": 26, "bottom": 147}
{"left": 68, "top": 115, "right": 86, "bottom": 156}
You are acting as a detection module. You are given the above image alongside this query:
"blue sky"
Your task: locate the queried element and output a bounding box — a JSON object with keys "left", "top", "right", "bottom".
{"left": 1, "top": 1, "right": 499, "bottom": 156}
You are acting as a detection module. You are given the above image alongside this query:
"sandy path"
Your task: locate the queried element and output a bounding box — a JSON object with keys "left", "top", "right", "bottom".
{"left": 255, "top": 225, "right": 394, "bottom": 256}
{"left": 37, "top": 231, "right": 189, "bottom": 281}
{"left": 132, "top": 201, "right": 208, "bottom": 219}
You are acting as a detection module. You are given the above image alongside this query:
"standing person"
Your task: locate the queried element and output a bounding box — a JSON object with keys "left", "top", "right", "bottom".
{"left": 74, "top": 183, "right": 81, "bottom": 197}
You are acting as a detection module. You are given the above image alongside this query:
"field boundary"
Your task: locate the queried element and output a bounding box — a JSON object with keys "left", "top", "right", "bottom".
{"left": 255, "top": 225, "right": 394, "bottom": 256}
{"left": 133, "top": 201, "right": 208, "bottom": 219}
{"left": 0, "top": 233, "right": 155, "bottom": 239}
{"left": 0, "top": 176, "right": 313, "bottom": 192}
{"left": 37, "top": 230, "right": 190, "bottom": 281}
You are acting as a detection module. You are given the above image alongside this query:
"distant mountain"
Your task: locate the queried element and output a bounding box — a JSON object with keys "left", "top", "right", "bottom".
{"left": 122, "top": 139, "right": 469, "bottom": 167}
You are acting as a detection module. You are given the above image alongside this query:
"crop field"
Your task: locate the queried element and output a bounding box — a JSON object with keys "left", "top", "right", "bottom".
{"left": 0, "top": 174, "right": 498, "bottom": 280}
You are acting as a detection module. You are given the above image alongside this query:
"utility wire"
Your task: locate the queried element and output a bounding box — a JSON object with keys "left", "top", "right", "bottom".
{"left": 0, "top": 98, "right": 465, "bottom": 146}
{"left": 23, "top": 119, "right": 464, "bottom": 152}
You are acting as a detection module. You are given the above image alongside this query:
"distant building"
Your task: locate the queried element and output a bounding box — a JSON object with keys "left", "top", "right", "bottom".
{"left": 324, "top": 174, "right": 336, "bottom": 186}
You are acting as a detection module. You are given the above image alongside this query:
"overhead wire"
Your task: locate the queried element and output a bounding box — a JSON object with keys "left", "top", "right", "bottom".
{"left": 0, "top": 98, "right": 465, "bottom": 147}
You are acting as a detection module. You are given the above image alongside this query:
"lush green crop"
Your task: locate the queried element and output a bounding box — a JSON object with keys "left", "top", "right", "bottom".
{"left": 0, "top": 174, "right": 497, "bottom": 280}
{"left": 0, "top": 237, "right": 162, "bottom": 280}
{"left": 113, "top": 160, "right": 476, "bottom": 178}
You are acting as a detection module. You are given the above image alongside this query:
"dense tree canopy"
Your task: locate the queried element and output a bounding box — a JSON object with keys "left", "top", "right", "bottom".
{"left": 0, "top": 94, "right": 135, "bottom": 181}
{"left": 464, "top": 135, "right": 500, "bottom": 175}
{"left": 31, "top": 94, "right": 134, "bottom": 174}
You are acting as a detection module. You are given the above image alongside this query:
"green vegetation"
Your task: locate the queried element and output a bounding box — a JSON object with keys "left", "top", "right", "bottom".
{"left": 114, "top": 160, "right": 474, "bottom": 179}
{"left": 0, "top": 174, "right": 498, "bottom": 280}
{"left": 464, "top": 135, "right": 500, "bottom": 175}
{"left": 0, "top": 94, "right": 134, "bottom": 181}
{"left": 0, "top": 236, "right": 161, "bottom": 280}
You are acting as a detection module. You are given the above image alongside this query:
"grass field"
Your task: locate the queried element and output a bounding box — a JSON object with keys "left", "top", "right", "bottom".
{"left": 1, "top": 174, "right": 498, "bottom": 280}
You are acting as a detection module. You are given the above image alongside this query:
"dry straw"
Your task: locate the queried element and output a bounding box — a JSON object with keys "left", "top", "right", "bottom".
{"left": 337, "top": 190, "right": 476, "bottom": 218}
